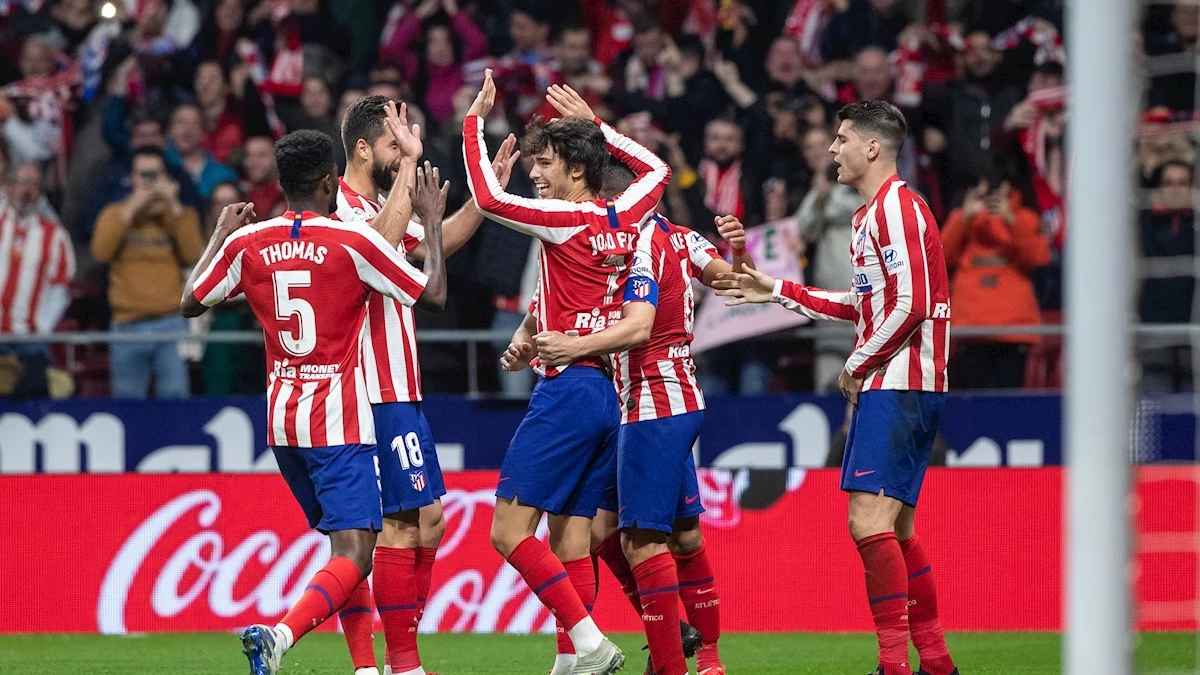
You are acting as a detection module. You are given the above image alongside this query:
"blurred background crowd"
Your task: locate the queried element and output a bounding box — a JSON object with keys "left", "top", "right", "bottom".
{"left": 0, "top": 0, "right": 1194, "bottom": 400}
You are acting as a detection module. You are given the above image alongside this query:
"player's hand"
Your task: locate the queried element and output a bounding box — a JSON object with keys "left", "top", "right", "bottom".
{"left": 712, "top": 267, "right": 776, "bottom": 305}
{"left": 500, "top": 341, "right": 535, "bottom": 372}
{"left": 716, "top": 214, "right": 746, "bottom": 251}
{"left": 410, "top": 161, "right": 450, "bottom": 226}
{"left": 215, "top": 202, "right": 257, "bottom": 234}
{"left": 467, "top": 68, "right": 496, "bottom": 118}
{"left": 545, "top": 84, "right": 596, "bottom": 121}
{"left": 491, "top": 132, "right": 521, "bottom": 189}
{"left": 534, "top": 330, "right": 581, "bottom": 367}
{"left": 838, "top": 367, "right": 863, "bottom": 407}
{"left": 385, "top": 100, "right": 423, "bottom": 160}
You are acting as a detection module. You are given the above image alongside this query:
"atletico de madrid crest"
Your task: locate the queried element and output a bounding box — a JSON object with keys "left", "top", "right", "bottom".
{"left": 631, "top": 279, "right": 651, "bottom": 298}
{"left": 410, "top": 471, "right": 427, "bottom": 492}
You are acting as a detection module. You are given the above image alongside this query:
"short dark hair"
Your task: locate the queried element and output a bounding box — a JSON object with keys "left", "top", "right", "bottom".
{"left": 521, "top": 117, "right": 609, "bottom": 194}
{"left": 837, "top": 100, "right": 907, "bottom": 155}
{"left": 131, "top": 145, "right": 166, "bottom": 165}
{"left": 275, "top": 130, "right": 336, "bottom": 199}
{"left": 340, "top": 94, "right": 391, "bottom": 157}
{"left": 1152, "top": 159, "right": 1194, "bottom": 188}
{"left": 1033, "top": 61, "right": 1065, "bottom": 79}
{"left": 599, "top": 158, "right": 636, "bottom": 199}
{"left": 675, "top": 34, "right": 705, "bottom": 62}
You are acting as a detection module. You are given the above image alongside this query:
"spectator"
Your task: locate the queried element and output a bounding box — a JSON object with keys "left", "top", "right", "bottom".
{"left": 0, "top": 161, "right": 75, "bottom": 399}
{"left": 90, "top": 147, "right": 203, "bottom": 399}
{"left": 820, "top": 0, "right": 912, "bottom": 65}
{"left": 240, "top": 135, "right": 285, "bottom": 219}
{"left": 189, "top": 0, "right": 248, "bottom": 71}
{"left": 378, "top": 0, "right": 489, "bottom": 128}
{"left": 661, "top": 34, "right": 728, "bottom": 165}
{"left": 83, "top": 107, "right": 205, "bottom": 239}
{"left": 837, "top": 46, "right": 894, "bottom": 104}
{"left": 793, "top": 126, "right": 859, "bottom": 393}
{"left": 941, "top": 165, "right": 1051, "bottom": 389}
{"left": 192, "top": 61, "right": 246, "bottom": 164}
{"left": 608, "top": 19, "right": 669, "bottom": 116}
{"left": 762, "top": 36, "right": 815, "bottom": 99}
{"left": 165, "top": 104, "right": 240, "bottom": 200}
{"left": 922, "top": 30, "right": 1026, "bottom": 202}
{"left": 1146, "top": 0, "right": 1199, "bottom": 111}
{"left": 1138, "top": 159, "right": 1196, "bottom": 391}
{"left": 3, "top": 35, "right": 73, "bottom": 174}
{"left": 551, "top": 25, "right": 613, "bottom": 113}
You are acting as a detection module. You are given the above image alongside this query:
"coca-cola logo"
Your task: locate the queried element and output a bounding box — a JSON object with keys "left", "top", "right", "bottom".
{"left": 95, "top": 470, "right": 745, "bottom": 635}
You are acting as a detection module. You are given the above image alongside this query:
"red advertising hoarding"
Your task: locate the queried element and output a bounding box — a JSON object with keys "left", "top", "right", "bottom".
{"left": 0, "top": 468, "right": 1193, "bottom": 633}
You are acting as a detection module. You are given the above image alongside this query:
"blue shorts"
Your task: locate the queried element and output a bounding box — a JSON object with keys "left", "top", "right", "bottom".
{"left": 273, "top": 443, "right": 383, "bottom": 534}
{"left": 617, "top": 411, "right": 705, "bottom": 533}
{"left": 840, "top": 390, "right": 946, "bottom": 507}
{"left": 497, "top": 366, "right": 620, "bottom": 517}
{"left": 373, "top": 402, "right": 447, "bottom": 515}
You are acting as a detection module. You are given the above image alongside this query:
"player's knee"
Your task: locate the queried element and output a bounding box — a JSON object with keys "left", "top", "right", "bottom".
{"left": 490, "top": 518, "right": 517, "bottom": 558}
{"left": 421, "top": 504, "right": 447, "bottom": 548}
{"left": 331, "top": 532, "right": 377, "bottom": 577}
{"left": 847, "top": 511, "right": 892, "bottom": 541}
{"left": 668, "top": 525, "right": 703, "bottom": 556}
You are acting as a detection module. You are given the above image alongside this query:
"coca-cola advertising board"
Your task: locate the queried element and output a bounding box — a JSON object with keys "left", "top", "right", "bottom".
{"left": 0, "top": 467, "right": 1194, "bottom": 634}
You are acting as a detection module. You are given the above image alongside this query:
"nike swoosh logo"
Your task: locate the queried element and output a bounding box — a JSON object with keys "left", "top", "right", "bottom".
{"left": 854, "top": 470, "right": 876, "bottom": 478}
{"left": 684, "top": 495, "right": 699, "bottom": 504}
{"left": 696, "top": 588, "right": 713, "bottom": 595}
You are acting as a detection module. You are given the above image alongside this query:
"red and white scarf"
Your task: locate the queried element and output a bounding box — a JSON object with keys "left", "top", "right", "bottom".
{"left": 784, "top": 0, "right": 832, "bottom": 68}
{"left": 699, "top": 159, "right": 743, "bottom": 219}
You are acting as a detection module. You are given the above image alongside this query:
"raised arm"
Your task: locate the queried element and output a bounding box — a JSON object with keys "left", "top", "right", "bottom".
{"left": 408, "top": 133, "right": 520, "bottom": 262}
{"left": 842, "top": 191, "right": 935, "bottom": 378}
{"left": 369, "top": 101, "right": 422, "bottom": 250}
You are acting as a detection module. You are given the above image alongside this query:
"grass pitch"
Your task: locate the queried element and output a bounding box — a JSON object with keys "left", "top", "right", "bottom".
{"left": 0, "top": 632, "right": 1193, "bottom": 674}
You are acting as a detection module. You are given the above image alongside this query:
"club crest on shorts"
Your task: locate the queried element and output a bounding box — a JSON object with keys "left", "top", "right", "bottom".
{"left": 410, "top": 470, "right": 427, "bottom": 492}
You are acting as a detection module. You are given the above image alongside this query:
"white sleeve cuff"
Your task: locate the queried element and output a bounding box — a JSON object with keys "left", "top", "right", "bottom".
{"left": 771, "top": 278, "right": 785, "bottom": 303}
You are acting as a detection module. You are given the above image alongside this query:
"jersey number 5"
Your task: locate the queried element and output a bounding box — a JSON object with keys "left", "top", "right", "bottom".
{"left": 391, "top": 432, "right": 425, "bottom": 470}
{"left": 273, "top": 270, "right": 316, "bottom": 357}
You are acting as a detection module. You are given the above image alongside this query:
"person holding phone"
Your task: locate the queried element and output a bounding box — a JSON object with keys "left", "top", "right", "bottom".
{"left": 91, "top": 146, "right": 205, "bottom": 399}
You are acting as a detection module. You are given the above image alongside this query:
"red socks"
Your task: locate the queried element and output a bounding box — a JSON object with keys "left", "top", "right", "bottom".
{"left": 674, "top": 543, "right": 722, "bottom": 670}
{"left": 634, "top": 552, "right": 687, "bottom": 675}
{"left": 374, "top": 546, "right": 421, "bottom": 672}
{"left": 555, "top": 556, "right": 597, "bottom": 654}
{"left": 856, "top": 532, "right": 912, "bottom": 674}
{"left": 594, "top": 532, "right": 643, "bottom": 614}
{"left": 339, "top": 578, "right": 377, "bottom": 670}
{"left": 279, "top": 556, "right": 364, "bottom": 642}
{"left": 507, "top": 536, "right": 588, "bottom": 630}
{"left": 415, "top": 546, "right": 438, "bottom": 620}
{"left": 901, "top": 535, "right": 955, "bottom": 675}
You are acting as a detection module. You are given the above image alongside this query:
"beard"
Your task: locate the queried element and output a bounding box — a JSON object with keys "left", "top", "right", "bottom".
{"left": 371, "top": 160, "right": 396, "bottom": 192}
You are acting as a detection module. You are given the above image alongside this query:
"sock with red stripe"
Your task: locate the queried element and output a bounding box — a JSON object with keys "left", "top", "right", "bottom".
{"left": 857, "top": 532, "right": 912, "bottom": 674}
{"left": 594, "top": 532, "right": 643, "bottom": 614}
{"left": 339, "top": 578, "right": 377, "bottom": 670}
{"left": 674, "top": 543, "right": 722, "bottom": 671}
{"left": 414, "top": 546, "right": 438, "bottom": 621}
{"left": 373, "top": 547, "right": 422, "bottom": 674}
{"left": 554, "top": 556, "right": 597, "bottom": 654}
{"left": 901, "top": 535, "right": 955, "bottom": 675}
{"left": 508, "top": 537, "right": 603, "bottom": 654}
{"left": 634, "top": 552, "right": 687, "bottom": 675}
{"left": 278, "top": 556, "right": 364, "bottom": 646}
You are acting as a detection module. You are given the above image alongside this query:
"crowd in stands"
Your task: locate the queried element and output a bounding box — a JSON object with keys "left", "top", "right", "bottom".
{"left": 0, "top": 0, "right": 1194, "bottom": 399}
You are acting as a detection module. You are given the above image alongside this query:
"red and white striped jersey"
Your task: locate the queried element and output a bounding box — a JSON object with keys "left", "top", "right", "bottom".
{"left": 192, "top": 211, "right": 429, "bottom": 447}
{"left": 616, "top": 215, "right": 720, "bottom": 423}
{"left": 335, "top": 177, "right": 428, "bottom": 403}
{"left": 463, "top": 114, "right": 671, "bottom": 377}
{"left": 771, "top": 175, "right": 951, "bottom": 392}
{"left": 0, "top": 205, "right": 75, "bottom": 334}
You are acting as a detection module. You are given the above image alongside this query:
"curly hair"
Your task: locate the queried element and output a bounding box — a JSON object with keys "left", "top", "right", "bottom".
{"left": 274, "top": 130, "right": 336, "bottom": 199}
{"left": 520, "top": 116, "right": 609, "bottom": 195}
{"left": 340, "top": 94, "right": 391, "bottom": 157}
